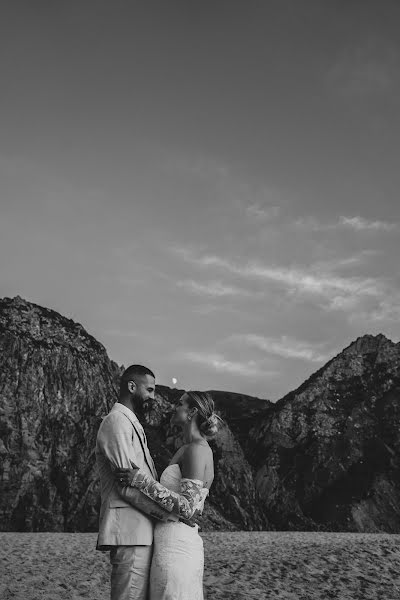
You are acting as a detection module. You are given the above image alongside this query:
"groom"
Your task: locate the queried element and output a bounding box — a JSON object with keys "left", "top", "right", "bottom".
{"left": 96, "top": 364, "right": 181, "bottom": 600}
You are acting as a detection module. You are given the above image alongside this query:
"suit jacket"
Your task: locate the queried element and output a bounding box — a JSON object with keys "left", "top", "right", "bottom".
{"left": 96, "top": 402, "right": 177, "bottom": 549}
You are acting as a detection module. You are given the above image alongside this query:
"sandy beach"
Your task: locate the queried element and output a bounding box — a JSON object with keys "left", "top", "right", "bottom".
{"left": 1, "top": 531, "right": 400, "bottom": 599}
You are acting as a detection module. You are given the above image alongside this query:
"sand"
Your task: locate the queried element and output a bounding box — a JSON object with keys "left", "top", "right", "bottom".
{"left": 1, "top": 531, "right": 400, "bottom": 599}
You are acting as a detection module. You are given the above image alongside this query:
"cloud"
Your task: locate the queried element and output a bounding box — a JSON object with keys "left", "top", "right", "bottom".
{"left": 177, "top": 279, "right": 254, "bottom": 297}
{"left": 314, "top": 250, "right": 381, "bottom": 271}
{"left": 246, "top": 203, "right": 280, "bottom": 221}
{"left": 227, "top": 334, "right": 331, "bottom": 363}
{"left": 294, "top": 215, "right": 398, "bottom": 233}
{"left": 173, "top": 247, "right": 382, "bottom": 302}
{"left": 172, "top": 245, "right": 398, "bottom": 319}
{"left": 176, "top": 350, "right": 273, "bottom": 377}
{"left": 339, "top": 216, "right": 399, "bottom": 232}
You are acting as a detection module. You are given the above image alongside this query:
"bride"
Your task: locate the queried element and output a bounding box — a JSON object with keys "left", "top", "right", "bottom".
{"left": 114, "top": 391, "right": 221, "bottom": 600}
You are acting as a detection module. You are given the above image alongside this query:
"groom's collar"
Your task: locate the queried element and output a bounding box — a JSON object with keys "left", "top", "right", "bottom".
{"left": 112, "top": 402, "right": 143, "bottom": 427}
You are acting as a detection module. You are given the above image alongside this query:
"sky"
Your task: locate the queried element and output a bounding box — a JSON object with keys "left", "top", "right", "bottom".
{"left": 1, "top": 1, "right": 399, "bottom": 400}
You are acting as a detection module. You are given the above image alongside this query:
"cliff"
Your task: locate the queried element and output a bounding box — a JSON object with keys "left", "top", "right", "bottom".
{"left": 249, "top": 334, "right": 400, "bottom": 532}
{"left": 0, "top": 296, "right": 120, "bottom": 531}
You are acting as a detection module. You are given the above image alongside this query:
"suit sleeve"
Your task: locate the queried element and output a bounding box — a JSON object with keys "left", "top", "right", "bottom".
{"left": 127, "top": 469, "right": 204, "bottom": 519}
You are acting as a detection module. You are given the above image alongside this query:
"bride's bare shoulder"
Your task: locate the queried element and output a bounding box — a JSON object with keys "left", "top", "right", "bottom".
{"left": 183, "top": 440, "right": 213, "bottom": 464}
{"left": 169, "top": 443, "right": 189, "bottom": 465}
{"left": 181, "top": 441, "right": 213, "bottom": 481}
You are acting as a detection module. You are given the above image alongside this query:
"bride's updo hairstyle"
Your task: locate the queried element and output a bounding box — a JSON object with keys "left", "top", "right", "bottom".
{"left": 186, "top": 391, "right": 223, "bottom": 439}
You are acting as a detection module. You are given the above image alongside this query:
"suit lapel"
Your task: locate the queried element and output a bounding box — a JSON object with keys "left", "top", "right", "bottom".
{"left": 130, "top": 420, "right": 158, "bottom": 480}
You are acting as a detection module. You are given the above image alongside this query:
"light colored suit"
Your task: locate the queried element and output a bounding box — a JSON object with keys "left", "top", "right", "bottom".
{"left": 96, "top": 402, "right": 176, "bottom": 550}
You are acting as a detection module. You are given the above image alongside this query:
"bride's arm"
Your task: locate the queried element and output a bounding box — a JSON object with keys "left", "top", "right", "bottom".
{"left": 116, "top": 445, "right": 206, "bottom": 519}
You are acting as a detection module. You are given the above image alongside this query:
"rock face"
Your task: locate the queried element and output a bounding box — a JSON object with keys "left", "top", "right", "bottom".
{"left": 1, "top": 296, "right": 400, "bottom": 533}
{"left": 249, "top": 334, "right": 400, "bottom": 532}
{"left": 0, "top": 296, "right": 120, "bottom": 532}
{"left": 0, "top": 297, "right": 269, "bottom": 532}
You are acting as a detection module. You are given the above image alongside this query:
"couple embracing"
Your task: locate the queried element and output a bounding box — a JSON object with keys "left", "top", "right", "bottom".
{"left": 96, "top": 364, "right": 222, "bottom": 600}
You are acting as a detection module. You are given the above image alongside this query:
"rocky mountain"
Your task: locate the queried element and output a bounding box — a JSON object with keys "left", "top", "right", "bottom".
{"left": 0, "top": 296, "right": 120, "bottom": 531}
{"left": 1, "top": 296, "right": 400, "bottom": 533}
{"left": 249, "top": 334, "right": 400, "bottom": 532}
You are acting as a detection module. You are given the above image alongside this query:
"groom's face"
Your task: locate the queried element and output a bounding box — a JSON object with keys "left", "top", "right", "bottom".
{"left": 132, "top": 374, "right": 156, "bottom": 409}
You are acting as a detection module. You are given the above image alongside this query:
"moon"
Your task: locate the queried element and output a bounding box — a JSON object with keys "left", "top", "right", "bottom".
{"left": 172, "top": 377, "right": 177, "bottom": 386}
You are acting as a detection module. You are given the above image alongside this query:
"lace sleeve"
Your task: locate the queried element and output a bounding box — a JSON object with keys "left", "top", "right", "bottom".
{"left": 129, "top": 469, "right": 204, "bottom": 519}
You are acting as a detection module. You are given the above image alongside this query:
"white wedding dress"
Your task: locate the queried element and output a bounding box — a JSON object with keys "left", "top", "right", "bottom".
{"left": 149, "top": 463, "right": 209, "bottom": 600}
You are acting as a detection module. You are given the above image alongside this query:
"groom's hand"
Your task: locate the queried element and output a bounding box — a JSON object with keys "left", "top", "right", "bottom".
{"left": 114, "top": 465, "right": 138, "bottom": 487}
{"left": 179, "top": 507, "right": 202, "bottom": 528}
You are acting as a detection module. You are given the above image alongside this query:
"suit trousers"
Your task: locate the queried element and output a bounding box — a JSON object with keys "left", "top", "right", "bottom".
{"left": 109, "top": 545, "right": 153, "bottom": 600}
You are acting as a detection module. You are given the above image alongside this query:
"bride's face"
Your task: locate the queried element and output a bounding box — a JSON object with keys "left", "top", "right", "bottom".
{"left": 173, "top": 393, "right": 191, "bottom": 425}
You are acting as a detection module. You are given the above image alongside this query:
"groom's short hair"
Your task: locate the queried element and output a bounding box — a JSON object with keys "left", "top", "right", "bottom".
{"left": 120, "top": 364, "right": 155, "bottom": 393}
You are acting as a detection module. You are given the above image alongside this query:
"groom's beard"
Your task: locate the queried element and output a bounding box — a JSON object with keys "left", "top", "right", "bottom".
{"left": 142, "top": 399, "right": 151, "bottom": 412}
{"left": 132, "top": 396, "right": 146, "bottom": 419}
{"left": 142, "top": 399, "right": 165, "bottom": 428}
{"left": 141, "top": 400, "right": 153, "bottom": 423}
{"left": 136, "top": 398, "right": 156, "bottom": 425}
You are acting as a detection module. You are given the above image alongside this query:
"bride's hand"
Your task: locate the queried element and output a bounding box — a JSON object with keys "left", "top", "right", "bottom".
{"left": 114, "top": 461, "right": 139, "bottom": 486}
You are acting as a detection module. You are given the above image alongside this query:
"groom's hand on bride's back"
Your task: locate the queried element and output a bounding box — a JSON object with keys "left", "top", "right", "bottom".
{"left": 179, "top": 507, "right": 202, "bottom": 528}
{"left": 114, "top": 465, "right": 139, "bottom": 487}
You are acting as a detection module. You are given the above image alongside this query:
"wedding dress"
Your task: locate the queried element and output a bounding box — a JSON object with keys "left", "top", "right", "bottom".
{"left": 149, "top": 463, "right": 209, "bottom": 600}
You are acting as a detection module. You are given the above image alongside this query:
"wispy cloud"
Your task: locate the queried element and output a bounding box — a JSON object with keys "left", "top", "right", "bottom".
{"left": 339, "top": 216, "right": 398, "bottom": 232}
{"left": 177, "top": 279, "right": 255, "bottom": 297}
{"left": 172, "top": 247, "right": 382, "bottom": 303}
{"left": 246, "top": 203, "right": 280, "bottom": 221}
{"left": 313, "top": 250, "right": 381, "bottom": 271}
{"left": 294, "top": 215, "right": 398, "bottom": 233}
{"left": 227, "top": 334, "right": 331, "bottom": 363}
{"left": 177, "top": 350, "right": 273, "bottom": 377}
